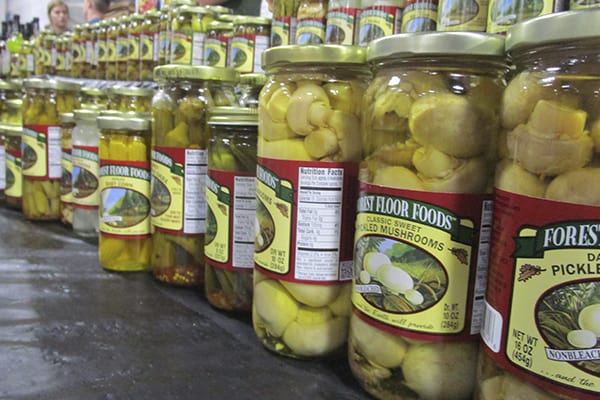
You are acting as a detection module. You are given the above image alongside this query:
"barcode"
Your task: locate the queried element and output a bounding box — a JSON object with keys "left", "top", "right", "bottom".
{"left": 481, "top": 301, "right": 502, "bottom": 353}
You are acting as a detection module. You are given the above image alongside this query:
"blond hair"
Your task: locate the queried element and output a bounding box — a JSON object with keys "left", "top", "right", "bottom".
{"left": 47, "top": 0, "right": 69, "bottom": 16}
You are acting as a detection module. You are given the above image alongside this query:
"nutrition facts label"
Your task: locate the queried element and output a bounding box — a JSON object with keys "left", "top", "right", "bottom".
{"left": 48, "top": 126, "right": 62, "bottom": 179}
{"left": 184, "top": 149, "right": 207, "bottom": 234}
{"left": 471, "top": 200, "right": 493, "bottom": 335}
{"left": 295, "top": 167, "right": 343, "bottom": 281}
{"left": 232, "top": 176, "right": 256, "bottom": 269}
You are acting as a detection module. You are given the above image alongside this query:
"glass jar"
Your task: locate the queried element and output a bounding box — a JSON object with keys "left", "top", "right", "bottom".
{"left": 478, "top": 11, "right": 600, "bottom": 400}
{"left": 107, "top": 86, "right": 154, "bottom": 112}
{"left": 254, "top": 45, "right": 369, "bottom": 358}
{"left": 116, "top": 16, "right": 132, "bottom": 81}
{"left": 401, "top": 0, "right": 438, "bottom": 32}
{"left": 81, "top": 88, "right": 108, "bottom": 110}
{"left": 34, "top": 30, "right": 48, "bottom": 76}
{"left": 54, "top": 36, "right": 67, "bottom": 77}
{"left": 485, "top": 0, "right": 563, "bottom": 34}
{"left": 351, "top": 32, "right": 506, "bottom": 400}
{"left": 158, "top": 6, "right": 172, "bottom": 66}
{"left": 237, "top": 73, "right": 266, "bottom": 108}
{"left": 437, "top": 0, "right": 488, "bottom": 32}
{"left": 296, "top": 0, "right": 328, "bottom": 44}
{"left": 22, "top": 79, "right": 81, "bottom": 221}
{"left": 72, "top": 109, "right": 101, "bottom": 238}
{"left": 205, "top": 107, "right": 258, "bottom": 311}
{"left": 71, "top": 26, "right": 84, "bottom": 79}
{"left": 205, "top": 21, "right": 233, "bottom": 67}
{"left": 126, "top": 14, "right": 144, "bottom": 82}
{"left": 98, "top": 112, "right": 153, "bottom": 271}
{"left": 325, "top": 0, "right": 361, "bottom": 45}
{"left": 5, "top": 99, "right": 22, "bottom": 126}
{"left": 229, "top": 16, "right": 271, "bottom": 74}
{"left": 95, "top": 21, "right": 109, "bottom": 80}
{"left": 270, "top": 0, "right": 299, "bottom": 46}
{"left": 106, "top": 18, "right": 119, "bottom": 80}
{"left": 3, "top": 125, "right": 22, "bottom": 209}
{"left": 151, "top": 65, "right": 238, "bottom": 287}
{"left": 83, "top": 25, "right": 95, "bottom": 79}
{"left": 170, "top": 5, "right": 215, "bottom": 66}
{"left": 140, "top": 10, "right": 160, "bottom": 81}
{"left": 19, "top": 38, "right": 33, "bottom": 78}
{"left": 0, "top": 80, "right": 12, "bottom": 123}
{"left": 43, "top": 33, "right": 57, "bottom": 76}
{"left": 60, "top": 112, "right": 75, "bottom": 226}
{"left": 357, "top": 0, "right": 403, "bottom": 46}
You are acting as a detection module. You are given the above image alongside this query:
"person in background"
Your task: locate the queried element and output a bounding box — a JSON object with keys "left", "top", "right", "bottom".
{"left": 83, "top": 0, "right": 110, "bottom": 23}
{"left": 46, "top": 0, "right": 70, "bottom": 34}
{"left": 104, "top": 0, "right": 135, "bottom": 19}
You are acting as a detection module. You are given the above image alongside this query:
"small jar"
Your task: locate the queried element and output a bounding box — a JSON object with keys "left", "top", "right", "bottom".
{"left": 107, "top": 86, "right": 154, "bottom": 112}
{"left": 81, "top": 88, "right": 108, "bottom": 110}
{"left": 150, "top": 65, "right": 238, "bottom": 287}
{"left": 95, "top": 21, "right": 109, "bottom": 80}
{"left": 54, "top": 36, "right": 67, "bottom": 77}
{"left": 270, "top": 0, "right": 298, "bottom": 46}
{"left": 205, "top": 107, "right": 258, "bottom": 311}
{"left": 357, "top": 0, "right": 404, "bottom": 46}
{"left": 325, "top": 0, "right": 361, "bottom": 45}
{"left": 22, "top": 79, "right": 81, "bottom": 221}
{"left": 140, "top": 9, "right": 160, "bottom": 81}
{"left": 296, "top": 0, "right": 328, "bottom": 44}
{"left": 478, "top": 11, "right": 600, "bottom": 400}
{"left": 205, "top": 21, "right": 233, "bottom": 67}
{"left": 116, "top": 16, "right": 132, "bottom": 81}
{"left": 34, "top": 30, "right": 48, "bottom": 76}
{"left": 237, "top": 73, "right": 266, "bottom": 108}
{"left": 98, "top": 112, "right": 153, "bottom": 272}
{"left": 254, "top": 45, "right": 369, "bottom": 358}
{"left": 3, "top": 125, "right": 22, "bottom": 209}
{"left": 486, "top": 0, "right": 563, "bottom": 34}
{"left": 82, "top": 25, "right": 95, "bottom": 79}
{"left": 126, "top": 14, "right": 144, "bottom": 82}
{"left": 229, "top": 16, "right": 271, "bottom": 74}
{"left": 157, "top": 6, "right": 172, "bottom": 66}
{"left": 43, "top": 33, "right": 57, "bottom": 76}
{"left": 106, "top": 18, "right": 119, "bottom": 80}
{"left": 170, "top": 5, "right": 215, "bottom": 65}
{"left": 60, "top": 112, "right": 75, "bottom": 226}
{"left": 72, "top": 109, "right": 101, "bottom": 238}
{"left": 351, "top": 32, "right": 506, "bottom": 400}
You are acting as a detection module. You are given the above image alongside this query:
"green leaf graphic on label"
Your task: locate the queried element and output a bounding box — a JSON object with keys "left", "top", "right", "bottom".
{"left": 255, "top": 199, "right": 275, "bottom": 253}
{"left": 6, "top": 169, "right": 14, "bottom": 189}
{"left": 205, "top": 205, "right": 217, "bottom": 245}
{"left": 73, "top": 167, "right": 98, "bottom": 199}
{"left": 101, "top": 187, "right": 149, "bottom": 228}
{"left": 231, "top": 48, "right": 247, "bottom": 68}
{"left": 22, "top": 144, "right": 37, "bottom": 170}
{"left": 61, "top": 170, "right": 72, "bottom": 195}
{"left": 150, "top": 176, "right": 171, "bottom": 217}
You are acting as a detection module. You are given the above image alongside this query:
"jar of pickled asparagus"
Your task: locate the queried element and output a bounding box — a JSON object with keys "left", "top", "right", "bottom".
{"left": 72, "top": 109, "right": 101, "bottom": 238}
{"left": 205, "top": 107, "right": 258, "bottom": 311}
{"left": 43, "top": 33, "right": 57, "bottom": 76}
{"left": 170, "top": 5, "right": 215, "bottom": 66}
{"left": 157, "top": 6, "right": 172, "bottom": 66}
{"left": 270, "top": 0, "right": 298, "bottom": 47}
{"left": 22, "top": 79, "right": 81, "bottom": 221}
{"left": 81, "top": 88, "right": 108, "bottom": 110}
{"left": 478, "top": 11, "right": 600, "bottom": 400}
{"left": 71, "top": 26, "right": 84, "bottom": 78}
{"left": 254, "top": 45, "right": 369, "bottom": 358}
{"left": 116, "top": 16, "right": 132, "bottom": 81}
{"left": 230, "top": 16, "right": 271, "bottom": 74}
{"left": 95, "top": 21, "right": 109, "bottom": 80}
{"left": 3, "top": 125, "right": 22, "bottom": 209}
{"left": 98, "top": 112, "right": 153, "bottom": 271}
{"left": 237, "top": 73, "right": 266, "bottom": 108}
{"left": 205, "top": 21, "right": 233, "bottom": 67}
{"left": 106, "top": 18, "right": 119, "bottom": 80}
{"left": 60, "top": 112, "right": 74, "bottom": 226}
{"left": 151, "top": 65, "right": 238, "bottom": 287}
{"left": 140, "top": 10, "right": 160, "bottom": 81}
{"left": 126, "top": 14, "right": 144, "bottom": 82}
{"left": 107, "top": 86, "right": 154, "bottom": 112}
{"left": 0, "top": 80, "right": 13, "bottom": 123}
{"left": 34, "top": 30, "right": 48, "bottom": 76}
{"left": 350, "top": 32, "right": 506, "bottom": 400}
{"left": 54, "top": 36, "right": 67, "bottom": 77}
{"left": 83, "top": 24, "right": 95, "bottom": 79}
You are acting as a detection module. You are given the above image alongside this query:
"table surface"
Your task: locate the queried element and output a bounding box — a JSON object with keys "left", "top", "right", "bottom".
{"left": 0, "top": 207, "right": 371, "bottom": 400}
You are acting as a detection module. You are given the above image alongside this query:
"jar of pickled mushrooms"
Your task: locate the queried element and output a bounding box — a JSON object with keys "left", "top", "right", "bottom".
{"left": 254, "top": 45, "right": 369, "bottom": 358}
{"left": 351, "top": 32, "right": 507, "bottom": 400}
{"left": 478, "top": 11, "right": 600, "bottom": 400}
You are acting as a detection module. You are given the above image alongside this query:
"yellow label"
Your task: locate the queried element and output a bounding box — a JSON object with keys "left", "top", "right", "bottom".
{"left": 158, "top": 31, "right": 170, "bottom": 60}
{"left": 128, "top": 34, "right": 140, "bottom": 61}
{"left": 22, "top": 126, "right": 47, "bottom": 178}
{"left": 5, "top": 152, "right": 22, "bottom": 198}
{"left": 438, "top": 0, "right": 489, "bottom": 31}
{"left": 97, "top": 41, "right": 108, "bottom": 63}
{"left": 204, "top": 175, "right": 230, "bottom": 264}
{"left": 151, "top": 149, "right": 183, "bottom": 231}
{"left": 401, "top": 3, "right": 438, "bottom": 32}
{"left": 486, "top": 0, "right": 553, "bottom": 34}
{"left": 73, "top": 42, "right": 85, "bottom": 63}
{"left": 325, "top": 10, "right": 358, "bottom": 45}
{"left": 72, "top": 146, "right": 100, "bottom": 207}
{"left": 170, "top": 33, "right": 192, "bottom": 65}
{"left": 107, "top": 39, "right": 117, "bottom": 62}
{"left": 99, "top": 162, "right": 151, "bottom": 236}
{"left": 271, "top": 17, "right": 293, "bottom": 46}
{"left": 117, "top": 37, "right": 129, "bottom": 62}
{"left": 295, "top": 19, "right": 326, "bottom": 44}
{"left": 60, "top": 150, "right": 72, "bottom": 204}
{"left": 204, "top": 39, "right": 227, "bottom": 67}
{"left": 140, "top": 34, "right": 154, "bottom": 61}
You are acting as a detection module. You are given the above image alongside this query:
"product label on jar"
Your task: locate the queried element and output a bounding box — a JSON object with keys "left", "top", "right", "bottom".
{"left": 106, "top": 38, "right": 116, "bottom": 62}
{"left": 117, "top": 35, "right": 129, "bottom": 63}
{"left": 60, "top": 146, "right": 72, "bottom": 205}
{"left": 486, "top": 0, "right": 556, "bottom": 34}
{"left": 229, "top": 34, "right": 269, "bottom": 73}
{"left": 271, "top": 16, "right": 296, "bottom": 46}
{"left": 401, "top": 0, "right": 438, "bottom": 32}
{"left": 140, "top": 33, "right": 154, "bottom": 61}
{"left": 99, "top": 159, "right": 151, "bottom": 237}
{"left": 72, "top": 145, "right": 100, "bottom": 208}
{"left": 358, "top": 5, "right": 403, "bottom": 46}
{"left": 170, "top": 32, "right": 192, "bottom": 64}
{"left": 205, "top": 170, "right": 256, "bottom": 270}
{"left": 151, "top": 147, "right": 207, "bottom": 235}
{"left": 158, "top": 30, "right": 170, "bottom": 61}
{"left": 5, "top": 150, "right": 21, "bottom": 199}
{"left": 73, "top": 40, "right": 84, "bottom": 63}
{"left": 352, "top": 182, "right": 492, "bottom": 340}
{"left": 97, "top": 38, "right": 107, "bottom": 63}
{"left": 55, "top": 50, "right": 65, "bottom": 71}
{"left": 205, "top": 35, "right": 228, "bottom": 67}
{"left": 325, "top": 7, "right": 359, "bottom": 45}
{"left": 481, "top": 189, "right": 600, "bottom": 399}
{"left": 438, "top": 0, "right": 488, "bottom": 31}
{"left": 254, "top": 157, "right": 357, "bottom": 283}
{"left": 128, "top": 32, "right": 141, "bottom": 62}
{"left": 296, "top": 16, "right": 327, "bottom": 44}
{"left": 22, "top": 125, "right": 61, "bottom": 180}
{"left": 85, "top": 40, "right": 93, "bottom": 64}
{"left": 0, "top": 143, "right": 5, "bottom": 190}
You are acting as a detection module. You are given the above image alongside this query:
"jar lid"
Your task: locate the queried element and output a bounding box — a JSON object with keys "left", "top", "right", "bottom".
{"left": 6, "top": 99, "right": 22, "bottom": 109}
{"left": 60, "top": 112, "right": 75, "bottom": 124}
{"left": 0, "top": 124, "right": 22, "bottom": 136}
{"left": 82, "top": 87, "right": 105, "bottom": 97}
{"left": 206, "top": 5, "right": 233, "bottom": 14}
{"left": 23, "top": 78, "right": 82, "bottom": 92}
{"left": 262, "top": 45, "right": 367, "bottom": 68}
{"left": 153, "top": 65, "right": 239, "bottom": 82}
{"left": 74, "top": 109, "right": 100, "bottom": 121}
{"left": 208, "top": 21, "right": 233, "bottom": 31}
{"left": 0, "top": 80, "right": 13, "bottom": 90}
{"left": 208, "top": 106, "right": 258, "bottom": 125}
{"left": 233, "top": 16, "right": 272, "bottom": 26}
{"left": 239, "top": 73, "right": 266, "bottom": 86}
{"left": 97, "top": 112, "right": 152, "bottom": 131}
{"left": 218, "top": 14, "right": 236, "bottom": 23}
{"left": 506, "top": 10, "right": 600, "bottom": 53}
{"left": 366, "top": 32, "right": 505, "bottom": 61}
{"left": 178, "top": 5, "right": 215, "bottom": 16}
{"left": 107, "top": 86, "right": 154, "bottom": 97}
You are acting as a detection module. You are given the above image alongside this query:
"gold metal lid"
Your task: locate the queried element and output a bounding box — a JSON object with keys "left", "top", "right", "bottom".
{"left": 0, "top": 80, "right": 13, "bottom": 90}
{"left": 239, "top": 73, "right": 266, "bottom": 86}
{"left": 153, "top": 65, "right": 239, "bottom": 82}
{"left": 262, "top": 45, "right": 367, "bottom": 68}
{"left": 107, "top": 86, "right": 154, "bottom": 97}
{"left": 207, "top": 21, "right": 233, "bottom": 31}
{"left": 0, "top": 124, "right": 22, "bottom": 136}
{"left": 208, "top": 106, "right": 258, "bottom": 125}
{"left": 217, "top": 14, "right": 236, "bottom": 23}
{"left": 6, "top": 99, "right": 22, "bottom": 109}
{"left": 177, "top": 5, "right": 215, "bottom": 15}
{"left": 74, "top": 109, "right": 101, "bottom": 121}
{"left": 23, "top": 78, "right": 82, "bottom": 92}
{"left": 97, "top": 111, "right": 152, "bottom": 131}
{"left": 366, "top": 32, "right": 505, "bottom": 61}
{"left": 205, "top": 5, "right": 233, "bottom": 14}
{"left": 82, "top": 87, "right": 106, "bottom": 97}
{"left": 60, "top": 112, "right": 75, "bottom": 124}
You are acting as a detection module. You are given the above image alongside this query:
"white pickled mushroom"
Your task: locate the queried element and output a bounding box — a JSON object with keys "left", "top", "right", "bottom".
{"left": 327, "top": 110, "right": 362, "bottom": 161}
{"left": 254, "top": 279, "right": 299, "bottom": 337}
{"left": 363, "top": 251, "right": 391, "bottom": 275}
{"left": 259, "top": 83, "right": 298, "bottom": 141}
{"left": 528, "top": 100, "right": 587, "bottom": 139}
{"left": 506, "top": 124, "right": 593, "bottom": 176}
{"left": 413, "top": 146, "right": 462, "bottom": 179}
{"left": 282, "top": 316, "right": 348, "bottom": 357}
{"left": 419, "top": 156, "right": 489, "bottom": 194}
{"left": 286, "top": 82, "right": 331, "bottom": 135}
{"left": 495, "top": 160, "right": 547, "bottom": 198}
{"left": 372, "top": 166, "right": 426, "bottom": 190}
{"left": 371, "top": 89, "right": 413, "bottom": 131}
{"left": 257, "top": 137, "right": 313, "bottom": 161}
{"left": 546, "top": 168, "right": 600, "bottom": 205}
{"left": 402, "top": 341, "right": 478, "bottom": 400}
{"left": 328, "top": 283, "right": 352, "bottom": 317}
{"left": 409, "top": 93, "right": 492, "bottom": 158}
{"left": 376, "top": 264, "right": 414, "bottom": 294}
{"left": 303, "top": 127, "right": 339, "bottom": 159}
{"left": 350, "top": 313, "right": 408, "bottom": 368}
{"left": 280, "top": 280, "right": 343, "bottom": 308}
{"left": 369, "top": 140, "right": 420, "bottom": 167}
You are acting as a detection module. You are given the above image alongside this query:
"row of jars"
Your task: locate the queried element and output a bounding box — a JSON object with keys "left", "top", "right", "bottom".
{"left": 6, "top": 9, "right": 600, "bottom": 400}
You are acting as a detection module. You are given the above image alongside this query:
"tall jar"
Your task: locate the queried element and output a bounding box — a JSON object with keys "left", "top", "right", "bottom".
{"left": 357, "top": 0, "right": 403, "bottom": 46}
{"left": 95, "top": 21, "right": 109, "bottom": 80}
{"left": 22, "top": 79, "right": 81, "bottom": 221}
{"left": 5, "top": 99, "right": 22, "bottom": 126}
{"left": 54, "top": 36, "right": 66, "bottom": 77}
{"left": 43, "top": 34, "right": 57, "bottom": 76}
{"left": 478, "top": 11, "right": 600, "bottom": 400}
{"left": 169, "top": 5, "right": 215, "bottom": 66}
{"left": 151, "top": 65, "right": 238, "bottom": 287}
{"left": 270, "top": 0, "right": 299, "bottom": 46}
{"left": 59, "top": 112, "right": 75, "bottom": 226}
{"left": 295, "top": 0, "right": 328, "bottom": 44}
{"left": 229, "top": 17, "right": 271, "bottom": 74}
{"left": 116, "top": 16, "right": 132, "bottom": 81}
{"left": 126, "top": 14, "right": 144, "bottom": 82}
{"left": 34, "top": 30, "right": 48, "bottom": 76}
{"left": 205, "top": 20, "right": 233, "bottom": 67}
{"left": 325, "top": 0, "right": 361, "bottom": 45}
{"left": 254, "top": 45, "right": 369, "bottom": 358}
{"left": 106, "top": 18, "right": 119, "bottom": 80}
{"left": 157, "top": 5, "right": 172, "bottom": 66}
{"left": 205, "top": 107, "right": 258, "bottom": 312}
{"left": 82, "top": 25, "right": 95, "bottom": 79}
{"left": 72, "top": 109, "right": 101, "bottom": 238}
{"left": 140, "top": 9, "right": 160, "bottom": 81}
{"left": 3, "top": 125, "right": 22, "bottom": 209}
{"left": 349, "top": 32, "right": 506, "bottom": 400}
{"left": 98, "top": 112, "right": 153, "bottom": 271}
{"left": 107, "top": 86, "right": 154, "bottom": 112}
{"left": 71, "top": 26, "right": 84, "bottom": 78}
